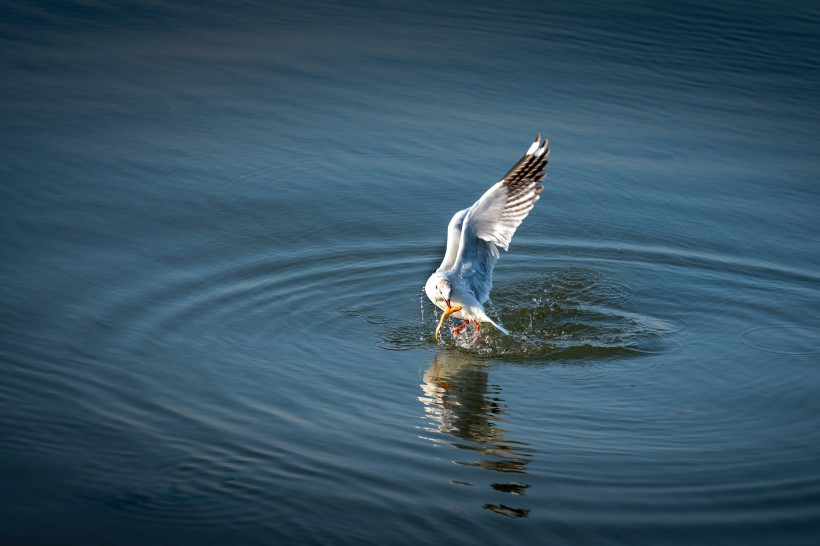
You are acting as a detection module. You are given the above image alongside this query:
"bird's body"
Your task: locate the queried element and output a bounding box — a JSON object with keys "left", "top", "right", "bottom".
{"left": 425, "top": 135, "right": 550, "bottom": 339}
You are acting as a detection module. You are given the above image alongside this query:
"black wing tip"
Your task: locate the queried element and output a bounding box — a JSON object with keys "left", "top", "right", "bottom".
{"left": 501, "top": 133, "right": 550, "bottom": 181}
{"left": 531, "top": 132, "right": 549, "bottom": 154}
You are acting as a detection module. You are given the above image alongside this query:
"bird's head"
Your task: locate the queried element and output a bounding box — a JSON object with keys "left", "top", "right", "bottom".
{"left": 436, "top": 279, "right": 452, "bottom": 307}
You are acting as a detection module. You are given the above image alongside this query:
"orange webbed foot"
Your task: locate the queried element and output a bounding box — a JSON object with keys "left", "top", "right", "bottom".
{"left": 453, "top": 320, "right": 470, "bottom": 336}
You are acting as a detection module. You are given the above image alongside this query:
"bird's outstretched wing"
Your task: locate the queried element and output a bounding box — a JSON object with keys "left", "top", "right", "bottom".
{"left": 454, "top": 134, "right": 549, "bottom": 302}
{"left": 435, "top": 208, "right": 468, "bottom": 272}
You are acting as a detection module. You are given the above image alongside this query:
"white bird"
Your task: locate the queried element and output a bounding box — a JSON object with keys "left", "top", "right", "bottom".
{"left": 425, "top": 134, "right": 549, "bottom": 340}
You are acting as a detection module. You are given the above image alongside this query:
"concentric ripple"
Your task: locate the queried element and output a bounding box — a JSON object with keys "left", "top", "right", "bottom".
{"left": 376, "top": 236, "right": 819, "bottom": 366}
{"left": 738, "top": 325, "right": 820, "bottom": 356}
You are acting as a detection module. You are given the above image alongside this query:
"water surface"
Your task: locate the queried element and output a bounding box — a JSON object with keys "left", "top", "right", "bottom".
{"left": 2, "top": 1, "right": 820, "bottom": 544}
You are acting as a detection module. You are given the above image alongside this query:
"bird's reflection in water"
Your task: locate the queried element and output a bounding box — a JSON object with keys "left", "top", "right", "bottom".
{"left": 419, "top": 352, "right": 533, "bottom": 518}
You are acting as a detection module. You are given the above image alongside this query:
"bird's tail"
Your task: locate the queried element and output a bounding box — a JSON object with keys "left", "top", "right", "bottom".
{"left": 488, "top": 318, "right": 510, "bottom": 335}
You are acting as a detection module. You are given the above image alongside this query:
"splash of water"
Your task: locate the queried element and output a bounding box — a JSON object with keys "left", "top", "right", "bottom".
{"left": 382, "top": 268, "right": 674, "bottom": 360}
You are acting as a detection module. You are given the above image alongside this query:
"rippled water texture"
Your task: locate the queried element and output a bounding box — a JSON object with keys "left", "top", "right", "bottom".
{"left": 2, "top": 1, "right": 820, "bottom": 544}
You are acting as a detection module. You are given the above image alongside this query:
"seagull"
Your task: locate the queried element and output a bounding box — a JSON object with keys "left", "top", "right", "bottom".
{"left": 425, "top": 134, "right": 550, "bottom": 340}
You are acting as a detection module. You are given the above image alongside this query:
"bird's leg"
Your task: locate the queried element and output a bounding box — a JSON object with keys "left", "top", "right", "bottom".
{"left": 453, "top": 320, "right": 470, "bottom": 336}
{"left": 435, "top": 306, "right": 463, "bottom": 341}
{"left": 473, "top": 320, "right": 480, "bottom": 332}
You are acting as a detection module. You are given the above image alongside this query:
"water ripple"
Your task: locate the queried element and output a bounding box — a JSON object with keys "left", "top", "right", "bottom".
{"left": 738, "top": 325, "right": 820, "bottom": 356}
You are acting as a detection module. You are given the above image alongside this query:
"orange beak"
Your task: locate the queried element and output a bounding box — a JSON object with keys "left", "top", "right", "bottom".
{"left": 435, "top": 305, "right": 462, "bottom": 341}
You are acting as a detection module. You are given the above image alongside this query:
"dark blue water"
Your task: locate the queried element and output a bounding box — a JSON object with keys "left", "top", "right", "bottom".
{"left": 2, "top": 1, "right": 820, "bottom": 544}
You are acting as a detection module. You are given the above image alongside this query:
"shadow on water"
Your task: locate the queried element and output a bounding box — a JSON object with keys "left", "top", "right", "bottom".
{"left": 418, "top": 351, "right": 533, "bottom": 518}
{"left": 382, "top": 268, "right": 674, "bottom": 361}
